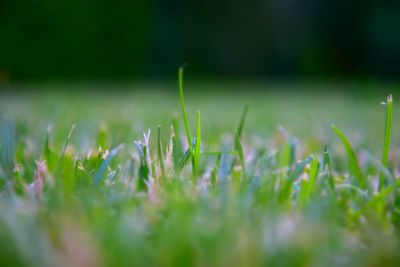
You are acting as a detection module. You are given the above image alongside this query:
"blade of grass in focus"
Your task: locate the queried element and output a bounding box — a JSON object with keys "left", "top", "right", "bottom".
{"left": 379, "top": 94, "right": 393, "bottom": 191}
{"left": 193, "top": 111, "right": 201, "bottom": 175}
{"left": 178, "top": 66, "right": 193, "bottom": 155}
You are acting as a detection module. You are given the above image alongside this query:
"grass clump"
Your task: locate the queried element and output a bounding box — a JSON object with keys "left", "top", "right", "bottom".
{"left": 0, "top": 76, "right": 399, "bottom": 267}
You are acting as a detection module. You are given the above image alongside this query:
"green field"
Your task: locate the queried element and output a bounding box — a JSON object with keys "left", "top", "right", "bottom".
{"left": 0, "top": 80, "right": 399, "bottom": 266}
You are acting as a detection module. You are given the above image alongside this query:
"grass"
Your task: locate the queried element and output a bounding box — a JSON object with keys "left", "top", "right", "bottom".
{"left": 331, "top": 124, "right": 365, "bottom": 189}
{"left": 0, "top": 78, "right": 400, "bottom": 267}
{"left": 380, "top": 95, "right": 393, "bottom": 190}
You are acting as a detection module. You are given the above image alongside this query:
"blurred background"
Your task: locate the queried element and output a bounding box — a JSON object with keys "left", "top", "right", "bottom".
{"left": 0, "top": 0, "right": 399, "bottom": 83}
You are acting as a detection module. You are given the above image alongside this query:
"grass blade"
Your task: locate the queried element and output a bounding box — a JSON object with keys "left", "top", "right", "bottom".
{"left": 230, "top": 105, "right": 249, "bottom": 172}
{"left": 279, "top": 155, "right": 314, "bottom": 202}
{"left": 57, "top": 124, "right": 76, "bottom": 172}
{"left": 379, "top": 94, "right": 393, "bottom": 191}
{"left": 308, "top": 156, "right": 319, "bottom": 193}
{"left": 210, "top": 152, "right": 222, "bottom": 187}
{"left": 331, "top": 124, "right": 365, "bottom": 189}
{"left": 43, "top": 130, "right": 58, "bottom": 173}
{"left": 234, "top": 130, "right": 246, "bottom": 179}
{"left": 179, "top": 147, "right": 191, "bottom": 170}
{"left": 157, "top": 125, "right": 166, "bottom": 179}
{"left": 237, "top": 105, "right": 249, "bottom": 139}
{"left": 93, "top": 144, "right": 124, "bottom": 185}
{"left": 193, "top": 111, "right": 201, "bottom": 175}
{"left": 299, "top": 155, "right": 319, "bottom": 208}
{"left": 178, "top": 66, "right": 193, "bottom": 154}
{"left": 0, "top": 120, "right": 15, "bottom": 179}
{"left": 171, "top": 114, "right": 182, "bottom": 155}
{"left": 278, "top": 127, "right": 297, "bottom": 167}
{"left": 134, "top": 141, "right": 149, "bottom": 191}
{"left": 323, "top": 145, "right": 335, "bottom": 192}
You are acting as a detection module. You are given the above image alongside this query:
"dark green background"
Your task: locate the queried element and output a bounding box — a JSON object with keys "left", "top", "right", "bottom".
{"left": 1, "top": 0, "right": 399, "bottom": 81}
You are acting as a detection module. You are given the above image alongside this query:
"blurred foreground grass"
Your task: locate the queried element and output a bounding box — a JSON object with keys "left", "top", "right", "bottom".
{"left": 0, "top": 81, "right": 399, "bottom": 266}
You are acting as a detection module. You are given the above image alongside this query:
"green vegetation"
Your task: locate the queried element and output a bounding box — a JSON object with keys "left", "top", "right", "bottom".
{"left": 0, "top": 79, "right": 399, "bottom": 266}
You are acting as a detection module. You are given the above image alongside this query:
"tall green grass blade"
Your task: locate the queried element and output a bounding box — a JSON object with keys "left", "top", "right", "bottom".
{"left": 331, "top": 124, "right": 365, "bottom": 189}
{"left": 178, "top": 66, "right": 193, "bottom": 154}
{"left": 379, "top": 94, "right": 393, "bottom": 191}
{"left": 193, "top": 111, "right": 201, "bottom": 175}
{"left": 157, "top": 125, "right": 166, "bottom": 179}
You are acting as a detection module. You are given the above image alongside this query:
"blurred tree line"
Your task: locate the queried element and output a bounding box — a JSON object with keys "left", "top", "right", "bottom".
{"left": 0, "top": 0, "right": 399, "bottom": 81}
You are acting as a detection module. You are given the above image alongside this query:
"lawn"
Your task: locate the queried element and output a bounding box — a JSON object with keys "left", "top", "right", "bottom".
{"left": 0, "top": 78, "right": 399, "bottom": 266}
